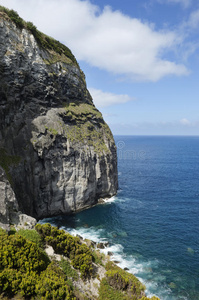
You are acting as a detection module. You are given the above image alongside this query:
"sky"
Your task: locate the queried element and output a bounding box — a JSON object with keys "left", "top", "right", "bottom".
{"left": 0, "top": 0, "right": 199, "bottom": 135}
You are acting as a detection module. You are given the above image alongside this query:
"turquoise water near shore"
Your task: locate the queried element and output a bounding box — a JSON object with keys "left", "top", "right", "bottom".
{"left": 41, "top": 136, "right": 199, "bottom": 300}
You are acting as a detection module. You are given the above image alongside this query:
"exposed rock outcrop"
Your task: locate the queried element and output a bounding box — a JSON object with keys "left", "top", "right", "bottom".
{"left": 0, "top": 10, "right": 118, "bottom": 221}
{"left": 0, "top": 166, "right": 18, "bottom": 229}
{"left": 0, "top": 166, "right": 36, "bottom": 229}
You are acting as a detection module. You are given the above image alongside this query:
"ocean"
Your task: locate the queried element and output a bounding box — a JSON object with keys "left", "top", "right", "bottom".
{"left": 40, "top": 136, "right": 199, "bottom": 300}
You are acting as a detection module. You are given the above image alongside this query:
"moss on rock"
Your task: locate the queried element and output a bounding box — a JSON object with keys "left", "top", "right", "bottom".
{"left": 62, "top": 102, "right": 114, "bottom": 154}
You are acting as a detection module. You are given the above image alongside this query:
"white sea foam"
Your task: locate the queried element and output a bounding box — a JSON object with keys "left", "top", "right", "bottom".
{"left": 102, "top": 196, "right": 116, "bottom": 203}
{"left": 63, "top": 225, "right": 163, "bottom": 298}
{"left": 61, "top": 226, "right": 106, "bottom": 243}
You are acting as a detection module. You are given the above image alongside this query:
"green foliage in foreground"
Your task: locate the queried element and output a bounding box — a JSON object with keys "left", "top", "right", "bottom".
{"left": 0, "top": 224, "right": 160, "bottom": 300}
{"left": 98, "top": 261, "right": 146, "bottom": 300}
{"left": 59, "top": 257, "right": 78, "bottom": 280}
{"left": 98, "top": 261, "right": 160, "bottom": 300}
{"left": 17, "top": 228, "right": 43, "bottom": 248}
{"left": 0, "top": 229, "right": 75, "bottom": 299}
{"left": 0, "top": 6, "right": 77, "bottom": 64}
{"left": 35, "top": 223, "right": 93, "bottom": 278}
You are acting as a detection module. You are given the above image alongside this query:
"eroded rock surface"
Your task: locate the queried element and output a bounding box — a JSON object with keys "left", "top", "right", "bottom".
{"left": 0, "top": 12, "right": 118, "bottom": 220}
{"left": 0, "top": 166, "right": 36, "bottom": 229}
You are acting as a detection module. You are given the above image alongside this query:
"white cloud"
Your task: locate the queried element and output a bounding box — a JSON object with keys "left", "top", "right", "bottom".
{"left": 89, "top": 88, "right": 133, "bottom": 108}
{"left": 180, "top": 118, "right": 190, "bottom": 125}
{"left": 0, "top": 0, "right": 189, "bottom": 81}
{"left": 187, "top": 9, "right": 199, "bottom": 28}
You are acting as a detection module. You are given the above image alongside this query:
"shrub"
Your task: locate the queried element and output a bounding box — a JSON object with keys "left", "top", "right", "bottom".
{"left": 0, "top": 234, "right": 49, "bottom": 273}
{"left": 98, "top": 277, "right": 129, "bottom": 300}
{"left": 99, "top": 261, "right": 146, "bottom": 300}
{"left": 17, "top": 228, "right": 43, "bottom": 248}
{"left": 26, "top": 21, "right": 37, "bottom": 33}
{"left": 19, "top": 272, "right": 38, "bottom": 297}
{"left": 92, "top": 250, "right": 104, "bottom": 266}
{"left": 0, "top": 230, "right": 76, "bottom": 299}
{"left": 0, "top": 268, "right": 22, "bottom": 296}
{"left": 36, "top": 261, "right": 75, "bottom": 300}
{"left": 36, "top": 223, "right": 94, "bottom": 278}
{"left": 59, "top": 258, "right": 78, "bottom": 280}
{"left": 0, "top": 228, "right": 6, "bottom": 238}
{"left": 6, "top": 9, "right": 24, "bottom": 28}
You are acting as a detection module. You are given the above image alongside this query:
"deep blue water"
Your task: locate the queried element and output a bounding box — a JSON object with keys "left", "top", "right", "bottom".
{"left": 41, "top": 136, "right": 199, "bottom": 300}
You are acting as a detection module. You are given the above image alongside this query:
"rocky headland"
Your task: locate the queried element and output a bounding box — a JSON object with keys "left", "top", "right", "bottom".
{"left": 0, "top": 7, "right": 118, "bottom": 228}
{"left": 0, "top": 8, "right": 162, "bottom": 300}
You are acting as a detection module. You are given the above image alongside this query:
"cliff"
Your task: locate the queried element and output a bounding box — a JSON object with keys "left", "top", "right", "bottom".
{"left": 0, "top": 8, "right": 118, "bottom": 223}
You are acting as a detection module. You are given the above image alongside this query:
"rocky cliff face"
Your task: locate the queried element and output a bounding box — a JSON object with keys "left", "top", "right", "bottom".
{"left": 0, "top": 166, "right": 36, "bottom": 230}
{"left": 0, "top": 11, "right": 118, "bottom": 221}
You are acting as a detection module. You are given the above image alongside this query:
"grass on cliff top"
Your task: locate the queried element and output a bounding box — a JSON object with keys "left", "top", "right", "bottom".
{"left": 62, "top": 102, "right": 113, "bottom": 154}
{"left": 64, "top": 102, "right": 103, "bottom": 121}
{"left": 0, "top": 6, "right": 77, "bottom": 65}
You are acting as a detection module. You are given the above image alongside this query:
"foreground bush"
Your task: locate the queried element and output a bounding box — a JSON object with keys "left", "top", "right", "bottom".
{"left": 17, "top": 228, "right": 43, "bottom": 248}
{"left": 98, "top": 261, "right": 147, "bottom": 300}
{"left": 36, "top": 223, "right": 93, "bottom": 278}
{"left": 0, "top": 229, "right": 75, "bottom": 299}
{"left": 36, "top": 262, "right": 75, "bottom": 300}
{"left": 0, "top": 224, "right": 161, "bottom": 299}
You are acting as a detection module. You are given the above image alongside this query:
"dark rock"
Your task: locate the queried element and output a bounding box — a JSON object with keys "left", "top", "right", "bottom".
{"left": 91, "top": 240, "right": 97, "bottom": 247}
{"left": 104, "top": 242, "right": 109, "bottom": 247}
{"left": 113, "top": 260, "right": 120, "bottom": 264}
{"left": 76, "top": 234, "right": 83, "bottom": 240}
{"left": 97, "top": 243, "right": 105, "bottom": 249}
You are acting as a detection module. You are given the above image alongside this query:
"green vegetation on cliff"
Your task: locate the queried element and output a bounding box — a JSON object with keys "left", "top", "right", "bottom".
{"left": 0, "top": 224, "right": 160, "bottom": 300}
{"left": 35, "top": 223, "right": 93, "bottom": 279}
{"left": 99, "top": 261, "right": 145, "bottom": 300}
{"left": 62, "top": 102, "right": 113, "bottom": 154}
{"left": 0, "top": 6, "right": 77, "bottom": 64}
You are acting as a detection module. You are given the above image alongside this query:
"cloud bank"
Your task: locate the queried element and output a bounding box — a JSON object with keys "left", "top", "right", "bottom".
{"left": 0, "top": 0, "right": 189, "bottom": 81}
{"left": 89, "top": 88, "right": 133, "bottom": 108}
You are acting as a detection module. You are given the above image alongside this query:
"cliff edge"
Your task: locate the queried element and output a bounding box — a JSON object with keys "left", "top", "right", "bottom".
{"left": 0, "top": 8, "right": 118, "bottom": 222}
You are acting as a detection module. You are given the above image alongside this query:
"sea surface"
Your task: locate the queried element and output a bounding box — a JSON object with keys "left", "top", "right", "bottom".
{"left": 41, "top": 136, "right": 199, "bottom": 300}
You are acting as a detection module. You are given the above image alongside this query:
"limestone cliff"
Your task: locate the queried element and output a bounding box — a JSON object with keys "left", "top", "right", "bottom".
{"left": 0, "top": 9, "right": 118, "bottom": 221}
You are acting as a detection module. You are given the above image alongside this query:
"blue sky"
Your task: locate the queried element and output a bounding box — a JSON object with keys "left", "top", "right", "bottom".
{"left": 1, "top": 0, "right": 199, "bottom": 135}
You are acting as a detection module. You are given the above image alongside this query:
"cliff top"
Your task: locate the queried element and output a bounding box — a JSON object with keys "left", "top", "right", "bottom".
{"left": 0, "top": 5, "right": 77, "bottom": 65}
